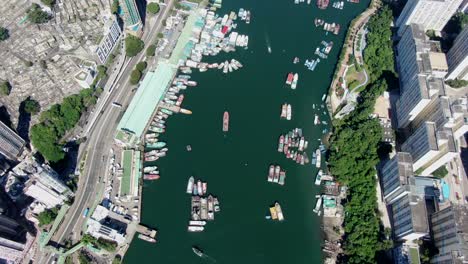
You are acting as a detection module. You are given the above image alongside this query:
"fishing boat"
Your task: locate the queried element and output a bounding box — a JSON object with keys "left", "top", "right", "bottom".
{"left": 138, "top": 234, "right": 157, "bottom": 243}
{"left": 223, "top": 111, "right": 229, "bottom": 132}
{"left": 317, "top": 0, "right": 329, "bottom": 9}
{"left": 268, "top": 165, "right": 274, "bottom": 182}
{"left": 197, "top": 180, "right": 203, "bottom": 195}
{"left": 291, "top": 73, "right": 298, "bottom": 89}
{"left": 274, "top": 165, "right": 280, "bottom": 183}
{"left": 313, "top": 195, "right": 322, "bottom": 214}
{"left": 279, "top": 171, "right": 286, "bottom": 185}
{"left": 188, "top": 226, "right": 204, "bottom": 232}
{"left": 180, "top": 108, "right": 192, "bottom": 115}
{"left": 286, "top": 72, "right": 294, "bottom": 85}
{"left": 202, "top": 182, "right": 207, "bottom": 195}
{"left": 316, "top": 149, "right": 321, "bottom": 168}
{"left": 278, "top": 135, "right": 285, "bottom": 152}
{"left": 269, "top": 206, "right": 278, "bottom": 220}
{"left": 275, "top": 202, "right": 284, "bottom": 221}
{"left": 286, "top": 104, "right": 292, "bottom": 120}
{"left": 315, "top": 169, "right": 323, "bottom": 185}
{"left": 144, "top": 174, "right": 160, "bottom": 180}
{"left": 186, "top": 176, "right": 194, "bottom": 194}
{"left": 280, "top": 104, "right": 287, "bottom": 119}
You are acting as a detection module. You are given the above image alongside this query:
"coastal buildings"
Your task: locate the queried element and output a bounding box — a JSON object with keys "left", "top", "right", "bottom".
{"left": 430, "top": 205, "right": 468, "bottom": 263}
{"left": 119, "top": 0, "right": 143, "bottom": 35}
{"left": 0, "top": 121, "right": 25, "bottom": 161}
{"left": 396, "top": 0, "right": 463, "bottom": 36}
{"left": 446, "top": 27, "right": 468, "bottom": 81}
{"left": 96, "top": 16, "right": 123, "bottom": 64}
{"left": 380, "top": 152, "right": 414, "bottom": 204}
{"left": 86, "top": 205, "right": 126, "bottom": 245}
{"left": 390, "top": 192, "right": 430, "bottom": 241}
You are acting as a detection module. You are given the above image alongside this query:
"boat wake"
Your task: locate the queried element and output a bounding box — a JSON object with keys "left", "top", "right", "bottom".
{"left": 202, "top": 254, "right": 217, "bottom": 263}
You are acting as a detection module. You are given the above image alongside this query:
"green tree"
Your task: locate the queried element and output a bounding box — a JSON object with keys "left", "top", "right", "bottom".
{"left": 146, "top": 44, "right": 156, "bottom": 56}
{"left": 136, "top": 61, "right": 147, "bottom": 72}
{"left": 445, "top": 79, "right": 468, "bottom": 88}
{"left": 97, "top": 65, "right": 107, "bottom": 79}
{"left": 37, "top": 207, "right": 59, "bottom": 226}
{"left": 30, "top": 124, "right": 65, "bottom": 162}
{"left": 0, "top": 27, "right": 9, "bottom": 41}
{"left": 157, "top": 33, "right": 164, "bottom": 39}
{"left": 111, "top": 0, "right": 120, "bottom": 14}
{"left": 0, "top": 81, "right": 11, "bottom": 96}
{"left": 24, "top": 98, "right": 41, "bottom": 114}
{"left": 130, "top": 69, "right": 142, "bottom": 85}
{"left": 112, "top": 255, "right": 122, "bottom": 264}
{"left": 432, "top": 166, "right": 448, "bottom": 178}
{"left": 125, "top": 35, "right": 145, "bottom": 57}
{"left": 147, "top": 3, "right": 160, "bottom": 14}
{"left": 78, "top": 251, "right": 91, "bottom": 264}
{"left": 363, "top": 6, "right": 394, "bottom": 81}
{"left": 41, "top": 0, "right": 56, "bottom": 7}
{"left": 27, "top": 4, "right": 52, "bottom": 24}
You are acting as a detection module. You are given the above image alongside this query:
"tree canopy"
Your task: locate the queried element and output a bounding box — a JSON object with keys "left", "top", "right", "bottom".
{"left": 0, "top": 27, "right": 9, "bottom": 41}
{"left": 125, "top": 35, "right": 145, "bottom": 57}
{"left": 147, "top": 3, "right": 160, "bottom": 14}
{"left": 24, "top": 98, "right": 41, "bottom": 114}
{"left": 363, "top": 6, "right": 394, "bottom": 81}
{"left": 136, "top": 61, "right": 147, "bottom": 72}
{"left": 27, "top": 4, "right": 51, "bottom": 24}
{"left": 445, "top": 79, "right": 468, "bottom": 88}
{"left": 37, "top": 206, "right": 59, "bottom": 226}
{"left": 0, "top": 81, "right": 11, "bottom": 96}
{"left": 130, "top": 69, "right": 142, "bottom": 85}
{"left": 41, "top": 0, "right": 56, "bottom": 7}
{"left": 146, "top": 44, "right": 157, "bottom": 57}
{"left": 111, "top": 0, "right": 120, "bottom": 14}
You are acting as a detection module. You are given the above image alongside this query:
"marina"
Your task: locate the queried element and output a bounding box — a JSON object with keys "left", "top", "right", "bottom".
{"left": 124, "top": 0, "right": 371, "bottom": 262}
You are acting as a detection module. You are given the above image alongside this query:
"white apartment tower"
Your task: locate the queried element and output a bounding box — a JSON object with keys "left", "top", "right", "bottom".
{"left": 446, "top": 27, "right": 468, "bottom": 81}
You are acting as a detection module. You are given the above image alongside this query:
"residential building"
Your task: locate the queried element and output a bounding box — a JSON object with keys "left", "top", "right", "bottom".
{"left": 396, "top": 0, "right": 463, "bottom": 36}
{"left": 446, "top": 27, "right": 468, "bottom": 81}
{"left": 86, "top": 205, "right": 126, "bottom": 245}
{"left": 396, "top": 24, "right": 448, "bottom": 128}
{"left": 0, "top": 215, "right": 26, "bottom": 243}
{"left": 0, "top": 121, "right": 25, "bottom": 161}
{"left": 401, "top": 122, "right": 458, "bottom": 175}
{"left": 119, "top": 0, "right": 143, "bottom": 35}
{"left": 430, "top": 205, "right": 468, "bottom": 263}
{"left": 23, "top": 180, "right": 69, "bottom": 208}
{"left": 95, "top": 16, "right": 122, "bottom": 64}
{"left": 74, "top": 68, "right": 95, "bottom": 88}
{"left": 391, "top": 192, "right": 430, "bottom": 241}
{"left": 380, "top": 152, "right": 414, "bottom": 204}
{"left": 0, "top": 236, "right": 25, "bottom": 263}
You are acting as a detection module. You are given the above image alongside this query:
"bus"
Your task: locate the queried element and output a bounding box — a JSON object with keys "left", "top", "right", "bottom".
{"left": 112, "top": 102, "right": 122, "bottom": 108}
{"left": 83, "top": 208, "right": 90, "bottom": 218}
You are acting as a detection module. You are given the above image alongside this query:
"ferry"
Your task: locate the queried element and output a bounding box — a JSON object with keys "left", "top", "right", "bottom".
{"left": 144, "top": 174, "right": 160, "bottom": 180}
{"left": 274, "top": 165, "right": 280, "bottom": 183}
{"left": 291, "top": 73, "right": 299, "bottom": 89}
{"left": 315, "top": 169, "right": 323, "bottom": 185}
{"left": 278, "top": 135, "right": 285, "bottom": 152}
{"left": 186, "top": 176, "right": 194, "bottom": 194}
{"left": 280, "top": 104, "right": 287, "bottom": 119}
{"left": 275, "top": 202, "right": 284, "bottom": 221}
{"left": 316, "top": 149, "right": 321, "bottom": 168}
{"left": 268, "top": 165, "right": 274, "bottom": 182}
{"left": 285, "top": 72, "right": 294, "bottom": 85}
{"left": 138, "top": 234, "right": 157, "bottom": 243}
{"left": 223, "top": 111, "right": 229, "bottom": 132}
{"left": 286, "top": 104, "right": 292, "bottom": 120}
{"left": 188, "top": 226, "right": 204, "bottom": 232}
{"left": 269, "top": 206, "right": 278, "bottom": 220}
{"left": 279, "top": 171, "right": 286, "bottom": 185}
{"left": 189, "top": 220, "right": 207, "bottom": 226}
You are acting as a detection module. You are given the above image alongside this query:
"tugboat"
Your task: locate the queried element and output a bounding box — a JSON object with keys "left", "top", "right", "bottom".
{"left": 192, "top": 246, "right": 204, "bottom": 257}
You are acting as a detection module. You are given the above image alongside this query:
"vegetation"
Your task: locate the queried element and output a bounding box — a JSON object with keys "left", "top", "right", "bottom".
{"left": 111, "top": 0, "right": 120, "bottom": 15}
{"left": 146, "top": 44, "right": 157, "bottom": 57}
{"left": 82, "top": 234, "right": 117, "bottom": 252}
{"left": 31, "top": 88, "right": 100, "bottom": 162}
{"left": 0, "top": 27, "right": 9, "bottom": 41}
{"left": 24, "top": 60, "right": 33, "bottom": 67}
{"left": 417, "top": 239, "right": 439, "bottom": 264}
{"left": 445, "top": 79, "right": 468, "bottom": 88}
{"left": 96, "top": 65, "right": 108, "bottom": 79}
{"left": 157, "top": 32, "right": 164, "bottom": 39}
{"left": 363, "top": 6, "right": 394, "bottom": 81}
{"left": 432, "top": 166, "right": 448, "bottom": 179}
{"left": 41, "top": 0, "right": 56, "bottom": 7}
{"left": 28, "top": 4, "right": 52, "bottom": 24}
{"left": 112, "top": 255, "right": 122, "bottom": 264}
{"left": 78, "top": 251, "right": 92, "bottom": 264}
{"left": 0, "top": 81, "right": 11, "bottom": 96}
{"left": 37, "top": 206, "right": 59, "bottom": 226}
{"left": 24, "top": 98, "right": 41, "bottom": 114}
{"left": 136, "top": 61, "right": 147, "bottom": 72}
{"left": 125, "top": 35, "right": 145, "bottom": 57}
{"left": 130, "top": 69, "right": 142, "bottom": 85}
{"left": 147, "top": 3, "right": 160, "bottom": 14}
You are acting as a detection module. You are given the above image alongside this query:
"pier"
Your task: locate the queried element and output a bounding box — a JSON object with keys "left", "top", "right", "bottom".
{"left": 135, "top": 224, "right": 157, "bottom": 238}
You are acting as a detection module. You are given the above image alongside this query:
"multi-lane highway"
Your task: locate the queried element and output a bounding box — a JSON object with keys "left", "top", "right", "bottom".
{"left": 37, "top": 1, "right": 174, "bottom": 262}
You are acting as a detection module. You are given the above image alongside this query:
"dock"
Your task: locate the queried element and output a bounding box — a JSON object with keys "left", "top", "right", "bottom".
{"left": 136, "top": 224, "right": 157, "bottom": 238}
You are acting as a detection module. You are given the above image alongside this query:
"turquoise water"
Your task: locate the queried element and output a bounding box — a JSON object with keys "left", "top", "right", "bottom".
{"left": 442, "top": 180, "right": 450, "bottom": 200}
{"left": 124, "top": 0, "right": 370, "bottom": 263}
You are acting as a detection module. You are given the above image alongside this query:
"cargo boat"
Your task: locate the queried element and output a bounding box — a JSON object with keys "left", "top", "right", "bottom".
{"left": 268, "top": 165, "right": 274, "bottom": 182}
{"left": 275, "top": 202, "right": 284, "bottom": 221}
{"left": 186, "top": 176, "right": 194, "bottom": 194}
{"left": 223, "top": 111, "right": 229, "bottom": 132}
{"left": 138, "top": 234, "right": 157, "bottom": 243}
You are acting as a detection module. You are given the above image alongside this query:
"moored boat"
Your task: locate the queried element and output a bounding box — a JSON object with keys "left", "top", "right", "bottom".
{"left": 281, "top": 104, "right": 287, "bottom": 119}
{"left": 268, "top": 165, "right": 274, "bottom": 182}
{"left": 316, "top": 149, "right": 321, "bottom": 168}
{"left": 278, "top": 135, "right": 285, "bottom": 152}
{"left": 286, "top": 104, "right": 292, "bottom": 120}
{"left": 223, "top": 111, "right": 229, "bottom": 132}
{"left": 315, "top": 169, "right": 323, "bottom": 185}
{"left": 275, "top": 202, "right": 284, "bottom": 221}
{"left": 274, "top": 165, "right": 280, "bottom": 183}
{"left": 291, "top": 73, "right": 299, "bottom": 89}
{"left": 188, "top": 226, "right": 204, "bottom": 232}
{"left": 269, "top": 206, "right": 278, "bottom": 220}
{"left": 286, "top": 72, "right": 294, "bottom": 85}
{"left": 144, "top": 174, "right": 160, "bottom": 180}
{"left": 186, "top": 176, "right": 194, "bottom": 194}
{"left": 138, "top": 234, "right": 157, "bottom": 243}
{"left": 279, "top": 171, "right": 286, "bottom": 185}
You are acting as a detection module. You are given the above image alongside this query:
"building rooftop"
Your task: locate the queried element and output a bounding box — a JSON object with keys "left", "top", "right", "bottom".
{"left": 428, "top": 52, "right": 448, "bottom": 72}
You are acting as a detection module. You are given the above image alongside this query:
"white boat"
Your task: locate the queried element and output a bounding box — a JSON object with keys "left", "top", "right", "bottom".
{"left": 188, "top": 226, "right": 204, "bottom": 232}
{"left": 291, "top": 73, "right": 298, "bottom": 89}
{"left": 197, "top": 180, "right": 203, "bottom": 195}
{"left": 316, "top": 149, "right": 321, "bottom": 168}
{"left": 315, "top": 170, "right": 323, "bottom": 186}
{"left": 218, "top": 62, "right": 225, "bottom": 69}
{"left": 186, "top": 176, "right": 194, "bottom": 194}
{"left": 189, "top": 220, "right": 206, "bottom": 226}
{"left": 286, "top": 104, "right": 292, "bottom": 120}
{"left": 314, "top": 114, "right": 320, "bottom": 125}
{"left": 313, "top": 195, "right": 322, "bottom": 214}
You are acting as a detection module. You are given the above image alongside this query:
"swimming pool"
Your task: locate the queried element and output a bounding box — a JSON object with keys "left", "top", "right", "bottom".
{"left": 441, "top": 180, "right": 450, "bottom": 200}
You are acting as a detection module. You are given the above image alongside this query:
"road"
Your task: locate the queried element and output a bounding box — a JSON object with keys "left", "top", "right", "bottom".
{"left": 37, "top": 2, "right": 174, "bottom": 262}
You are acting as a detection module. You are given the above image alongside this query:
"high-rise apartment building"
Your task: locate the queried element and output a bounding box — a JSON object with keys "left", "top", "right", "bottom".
{"left": 119, "top": 0, "right": 143, "bottom": 35}
{"left": 380, "top": 152, "right": 414, "bottom": 204}
{"left": 0, "top": 121, "right": 25, "bottom": 161}
{"left": 446, "top": 27, "right": 468, "bottom": 81}
{"left": 96, "top": 15, "right": 122, "bottom": 64}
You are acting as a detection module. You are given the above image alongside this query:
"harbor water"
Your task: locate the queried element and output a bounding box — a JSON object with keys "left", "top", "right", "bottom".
{"left": 124, "top": 0, "right": 370, "bottom": 263}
